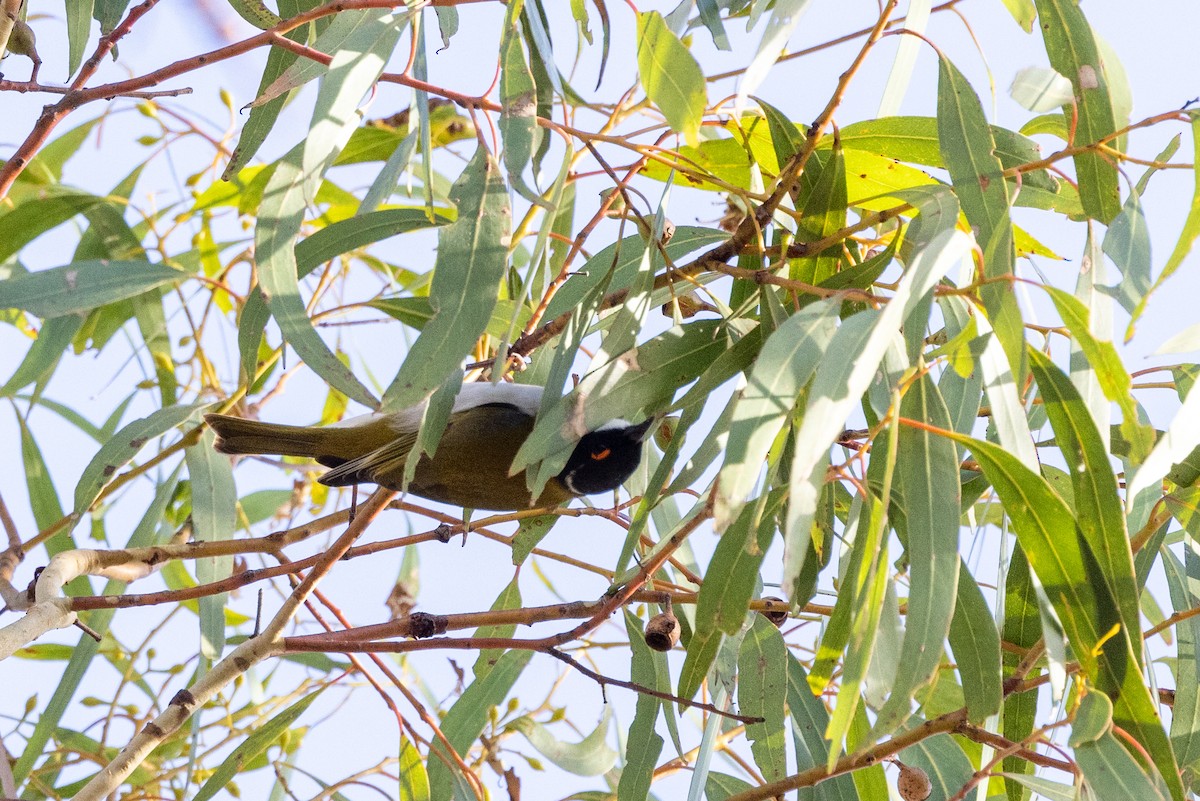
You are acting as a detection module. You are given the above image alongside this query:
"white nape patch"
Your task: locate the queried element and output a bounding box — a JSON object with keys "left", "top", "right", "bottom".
{"left": 326, "top": 383, "right": 547, "bottom": 436}
{"left": 595, "top": 419, "right": 636, "bottom": 432}
{"left": 452, "top": 382, "right": 544, "bottom": 417}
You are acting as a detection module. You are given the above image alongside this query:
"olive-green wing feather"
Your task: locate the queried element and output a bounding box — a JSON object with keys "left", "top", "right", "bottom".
{"left": 318, "top": 430, "right": 419, "bottom": 488}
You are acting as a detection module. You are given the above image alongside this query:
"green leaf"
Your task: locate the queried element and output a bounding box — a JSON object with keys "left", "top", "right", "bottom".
{"left": 1164, "top": 548, "right": 1200, "bottom": 770}
{"left": 472, "top": 579, "right": 522, "bottom": 680}
{"left": 398, "top": 736, "right": 430, "bottom": 801}
{"left": 784, "top": 654, "right": 859, "bottom": 800}
{"left": 790, "top": 135, "right": 847, "bottom": 285}
{"left": 948, "top": 563, "right": 1002, "bottom": 724}
{"left": 542, "top": 226, "right": 727, "bottom": 320}
{"left": 17, "top": 118, "right": 101, "bottom": 185}
{"left": 618, "top": 612, "right": 666, "bottom": 801}
{"left": 943, "top": 430, "right": 1183, "bottom": 800}
{"left": 1027, "top": 348, "right": 1141, "bottom": 646}
{"left": 784, "top": 229, "right": 971, "bottom": 599}
{"left": 636, "top": 12, "right": 706, "bottom": 146}
{"left": 186, "top": 431, "right": 237, "bottom": 663}
{"left": 714, "top": 299, "right": 837, "bottom": 529}
{"left": 1045, "top": 286, "right": 1154, "bottom": 464}
{"left": 1, "top": 316, "right": 82, "bottom": 397}
{"left": 1139, "top": 113, "right": 1200, "bottom": 324}
{"left": 696, "top": 491, "right": 783, "bottom": 646}
{"left": 1033, "top": 0, "right": 1121, "bottom": 221}
{"left": 899, "top": 732, "right": 975, "bottom": 800}
{"left": 872, "top": 375, "right": 960, "bottom": 737}
{"left": 509, "top": 513, "right": 557, "bottom": 565}
{"left": 0, "top": 261, "right": 188, "bottom": 319}
{"left": 0, "top": 189, "right": 109, "bottom": 263}
{"left": 193, "top": 688, "right": 325, "bottom": 801}
{"left": 426, "top": 650, "right": 533, "bottom": 800}
{"left": 72, "top": 401, "right": 206, "bottom": 518}
{"left": 821, "top": 496, "right": 889, "bottom": 769}
{"left": 255, "top": 10, "right": 403, "bottom": 408}
{"left": 499, "top": 6, "right": 544, "bottom": 204}
{"left": 738, "top": 616, "right": 788, "bottom": 782}
{"left": 1072, "top": 694, "right": 1170, "bottom": 801}
{"left": 1101, "top": 188, "right": 1152, "bottom": 315}
{"left": 937, "top": 52, "right": 1022, "bottom": 378}
{"left": 382, "top": 146, "right": 510, "bottom": 411}
{"left": 222, "top": 0, "right": 321, "bottom": 178}
{"left": 841, "top": 116, "right": 1055, "bottom": 190}
{"left": 131, "top": 289, "right": 176, "bottom": 407}
{"left": 1002, "top": 543, "right": 1040, "bottom": 800}
{"left": 11, "top": 470, "right": 179, "bottom": 784}
{"left": 508, "top": 709, "right": 617, "bottom": 776}
{"left": 735, "top": 0, "right": 813, "bottom": 114}
{"left": 249, "top": 10, "right": 400, "bottom": 108}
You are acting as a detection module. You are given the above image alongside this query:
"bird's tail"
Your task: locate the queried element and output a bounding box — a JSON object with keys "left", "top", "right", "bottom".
{"left": 204, "top": 413, "right": 330, "bottom": 458}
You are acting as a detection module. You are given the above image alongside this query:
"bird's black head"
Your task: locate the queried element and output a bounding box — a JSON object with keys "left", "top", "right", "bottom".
{"left": 558, "top": 419, "right": 653, "bottom": 496}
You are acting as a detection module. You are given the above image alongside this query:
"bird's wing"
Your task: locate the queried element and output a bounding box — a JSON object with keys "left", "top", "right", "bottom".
{"left": 318, "top": 430, "right": 418, "bottom": 487}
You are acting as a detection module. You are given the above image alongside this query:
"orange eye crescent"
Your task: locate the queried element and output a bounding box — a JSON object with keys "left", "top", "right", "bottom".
{"left": 591, "top": 447, "right": 611, "bottom": 461}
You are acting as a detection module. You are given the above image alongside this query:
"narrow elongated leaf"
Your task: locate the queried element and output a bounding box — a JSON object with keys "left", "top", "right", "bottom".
{"left": 250, "top": 10, "right": 396, "bottom": 108}
{"left": 734, "top": 0, "right": 813, "bottom": 115}
{"left": 1, "top": 316, "right": 82, "bottom": 397}
{"left": 514, "top": 319, "right": 729, "bottom": 483}
{"left": 426, "top": 650, "right": 533, "bottom": 801}
{"left": 1072, "top": 694, "right": 1170, "bottom": 801}
{"left": 822, "top": 498, "right": 889, "bottom": 769}
{"left": 738, "top": 617, "right": 788, "bottom": 782}
{"left": 239, "top": 207, "right": 449, "bottom": 378}
{"left": 186, "top": 431, "right": 237, "bottom": 663}
{"left": 509, "top": 710, "right": 617, "bottom": 776}
{"left": 0, "top": 189, "right": 109, "bottom": 262}
{"left": 543, "top": 226, "right": 726, "bottom": 319}
{"left": 938, "top": 53, "right": 1022, "bottom": 377}
{"left": 636, "top": 12, "right": 706, "bottom": 146}
{"left": 784, "top": 229, "right": 970, "bottom": 599}
{"left": 499, "top": 5, "right": 543, "bottom": 203}
{"left": 193, "top": 689, "right": 325, "bottom": 801}
{"left": 872, "top": 375, "right": 959, "bottom": 737}
{"left": 398, "top": 736, "right": 430, "bottom": 801}
{"left": 790, "top": 137, "right": 847, "bottom": 285}
{"left": 0, "top": 261, "right": 187, "bottom": 318}
{"left": 899, "top": 732, "right": 975, "bottom": 800}
{"left": 1164, "top": 547, "right": 1200, "bottom": 770}
{"left": 1101, "top": 188, "right": 1152, "bottom": 315}
{"left": 943, "top": 430, "right": 1183, "bottom": 800}
{"left": 948, "top": 563, "right": 1003, "bottom": 723}
{"left": 1033, "top": 0, "right": 1121, "bottom": 221}
{"left": 1139, "top": 114, "right": 1200, "bottom": 325}
{"left": 223, "top": 0, "right": 322, "bottom": 178}
{"left": 72, "top": 401, "right": 207, "bottom": 518}
{"left": 785, "top": 655, "right": 859, "bottom": 801}
{"left": 255, "top": 10, "right": 402, "bottom": 407}
{"left": 1045, "top": 287, "right": 1154, "bottom": 464}
{"left": 1028, "top": 348, "right": 1140, "bottom": 646}
{"left": 11, "top": 470, "right": 179, "bottom": 784}
{"left": 382, "top": 146, "right": 510, "bottom": 411}
{"left": 839, "top": 116, "right": 1054, "bottom": 189}
{"left": 1002, "top": 543, "right": 1040, "bottom": 800}
{"left": 714, "top": 299, "right": 837, "bottom": 529}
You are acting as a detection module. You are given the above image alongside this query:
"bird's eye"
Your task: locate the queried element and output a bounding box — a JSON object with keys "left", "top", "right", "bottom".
{"left": 591, "top": 447, "right": 611, "bottom": 461}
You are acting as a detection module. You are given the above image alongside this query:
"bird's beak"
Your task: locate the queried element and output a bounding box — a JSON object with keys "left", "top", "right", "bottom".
{"left": 631, "top": 417, "right": 656, "bottom": 442}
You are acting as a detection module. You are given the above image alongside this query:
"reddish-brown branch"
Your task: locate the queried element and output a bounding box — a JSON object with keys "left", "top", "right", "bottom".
{"left": 283, "top": 631, "right": 762, "bottom": 724}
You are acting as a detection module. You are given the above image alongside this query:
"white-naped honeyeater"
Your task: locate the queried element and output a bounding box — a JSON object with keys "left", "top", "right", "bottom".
{"left": 204, "top": 383, "right": 653, "bottom": 511}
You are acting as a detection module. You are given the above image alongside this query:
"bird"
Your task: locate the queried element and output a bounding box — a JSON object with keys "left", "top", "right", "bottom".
{"left": 204, "top": 383, "right": 653, "bottom": 511}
